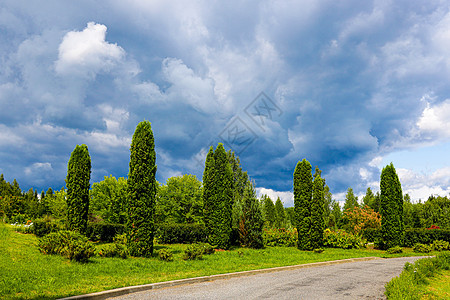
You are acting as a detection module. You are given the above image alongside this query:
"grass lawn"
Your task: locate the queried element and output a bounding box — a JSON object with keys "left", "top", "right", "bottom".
{"left": 0, "top": 223, "right": 441, "bottom": 300}
{"left": 421, "top": 270, "right": 450, "bottom": 299}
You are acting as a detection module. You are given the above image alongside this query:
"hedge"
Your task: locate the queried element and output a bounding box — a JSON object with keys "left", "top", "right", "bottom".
{"left": 156, "top": 223, "right": 207, "bottom": 244}
{"left": 32, "top": 218, "right": 66, "bottom": 237}
{"left": 403, "top": 228, "right": 450, "bottom": 247}
{"left": 86, "top": 222, "right": 125, "bottom": 242}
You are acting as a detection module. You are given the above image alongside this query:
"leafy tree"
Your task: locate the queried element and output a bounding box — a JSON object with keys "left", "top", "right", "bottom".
{"left": 380, "top": 163, "right": 403, "bottom": 249}
{"left": 127, "top": 121, "right": 157, "bottom": 257}
{"left": 156, "top": 174, "right": 203, "bottom": 224}
{"left": 403, "top": 194, "right": 422, "bottom": 229}
{"left": 274, "top": 197, "right": 287, "bottom": 228}
{"left": 343, "top": 188, "right": 359, "bottom": 211}
{"left": 421, "top": 195, "right": 450, "bottom": 229}
{"left": 294, "top": 158, "right": 313, "bottom": 250}
{"left": 238, "top": 181, "right": 264, "bottom": 248}
{"left": 90, "top": 175, "right": 128, "bottom": 224}
{"left": 343, "top": 206, "right": 381, "bottom": 234}
{"left": 311, "top": 173, "right": 325, "bottom": 249}
{"left": 262, "top": 194, "right": 276, "bottom": 227}
{"left": 66, "top": 144, "right": 91, "bottom": 234}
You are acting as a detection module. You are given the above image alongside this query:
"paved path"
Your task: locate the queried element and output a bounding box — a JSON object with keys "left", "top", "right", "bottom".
{"left": 108, "top": 256, "right": 427, "bottom": 300}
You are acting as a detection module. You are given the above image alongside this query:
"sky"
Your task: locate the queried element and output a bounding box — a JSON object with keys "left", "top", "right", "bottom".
{"left": 1, "top": 0, "right": 450, "bottom": 206}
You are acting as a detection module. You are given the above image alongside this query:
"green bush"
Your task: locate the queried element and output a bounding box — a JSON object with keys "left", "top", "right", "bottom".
{"left": 158, "top": 249, "right": 174, "bottom": 261}
{"left": 182, "top": 244, "right": 204, "bottom": 260}
{"left": 413, "top": 243, "right": 432, "bottom": 253}
{"left": 313, "top": 248, "right": 324, "bottom": 253}
{"left": 156, "top": 223, "right": 207, "bottom": 244}
{"left": 38, "top": 230, "right": 95, "bottom": 262}
{"left": 432, "top": 240, "right": 450, "bottom": 251}
{"left": 323, "top": 229, "right": 366, "bottom": 249}
{"left": 263, "top": 227, "right": 297, "bottom": 247}
{"left": 32, "top": 217, "right": 65, "bottom": 237}
{"left": 98, "top": 243, "right": 128, "bottom": 259}
{"left": 362, "top": 228, "right": 381, "bottom": 242}
{"left": 86, "top": 222, "right": 125, "bottom": 242}
{"left": 403, "top": 228, "right": 450, "bottom": 247}
{"left": 386, "top": 246, "right": 403, "bottom": 254}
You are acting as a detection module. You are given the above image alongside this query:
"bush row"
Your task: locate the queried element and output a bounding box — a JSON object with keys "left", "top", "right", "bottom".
{"left": 155, "top": 223, "right": 208, "bottom": 244}
{"left": 38, "top": 231, "right": 95, "bottom": 262}
{"left": 362, "top": 228, "right": 450, "bottom": 246}
{"left": 323, "top": 229, "right": 366, "bottom": 249}
{"left": 263, "top": 227, "right": 297, "bottom": 247}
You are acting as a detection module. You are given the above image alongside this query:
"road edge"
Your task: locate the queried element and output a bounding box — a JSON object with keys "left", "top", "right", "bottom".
{"left": 59, "top": 256, "right": 383, "bottom": 300}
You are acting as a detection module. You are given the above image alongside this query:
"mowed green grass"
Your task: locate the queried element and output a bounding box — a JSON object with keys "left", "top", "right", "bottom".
{"left": 421, "top": 270, "right": 450, "bottom": 299}
{"left": 0, "top": 223, "right": 440, "bottom": 300}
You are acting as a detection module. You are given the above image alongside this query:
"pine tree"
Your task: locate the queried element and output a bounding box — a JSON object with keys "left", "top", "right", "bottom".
{"left": 294, "top": 158, "right": 313, "bottom": 250}
{"left": 127, "top": 121, "right": 157, "bottom": 257}
{"left": 380, "top": 163, "right": 403, "bottom": 249}
{"left": 262, "top": 195, "right": 276, "bottom": 227}
{"left": 203, "top": 146, "right": 215, "bottom": 236}
{"left": 311, "top": 173, "right": 325, "bottom": 248}
{"left": 343, "top": 188, "right": 359, "bottom": 211}
{"left": 274, "top": 197, "right": 286, "bottom": 228}
{"left": 66, "top": 144, "right": 91, "bottom": 234}
{"left": 239, "top": 181, "right": 264, "bottom": 248}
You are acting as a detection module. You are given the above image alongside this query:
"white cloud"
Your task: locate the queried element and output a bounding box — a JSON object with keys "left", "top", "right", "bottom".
{"left": 55, "top": 22, "right": 125, "bottom": 78}
{"left": 256, "top": 187, "right": 294, "bottom": 207}
{"left": 417, "top": 99, "right": 450, "bottom": 139}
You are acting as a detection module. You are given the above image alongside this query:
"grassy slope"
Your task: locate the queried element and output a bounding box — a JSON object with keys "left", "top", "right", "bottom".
{"left": 421, "top": 270, "right": 450, "bottom": 299}
{"left": 0, "top": 224, "right": 441, "bottom": 300}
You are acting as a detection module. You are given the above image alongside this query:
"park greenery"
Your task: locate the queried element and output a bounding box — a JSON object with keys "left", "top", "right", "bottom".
{"left": 1, "top": 119, "right": 450, "bottom": 298}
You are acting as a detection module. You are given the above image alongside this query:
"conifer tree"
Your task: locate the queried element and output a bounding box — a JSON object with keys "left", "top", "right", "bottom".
{"left": 294, "top": 159, "right": 313, "bottom": 250}
{"left": 239, "top": 181, "right": 264, "bottom": 248}
{"left": 262, "top": 195, "right": 276, "bottom": 227}
{"left": 203, "top": 146, "right": 215, "bottom": 236}
{"left": 311, "top": 173, "right": 325, "bottom": 248}
{"left": 343, "top": 188, "right": 359, "bottom": 211}
{"left": 274, "top": 197, "right": 286, "bottom": 228}
{"left": 127, "top": 121, "right": 157, "bottom": 257}
{"left": 66, "top": 144, "right": 91, "bottom": 234}
{"left": 380, "top": 163, "right": 403, "bottom": 249}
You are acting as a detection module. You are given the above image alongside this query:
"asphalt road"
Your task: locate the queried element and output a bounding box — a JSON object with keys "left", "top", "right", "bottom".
{"left": 109, "top": 256, "right": 426, "bottom": 300}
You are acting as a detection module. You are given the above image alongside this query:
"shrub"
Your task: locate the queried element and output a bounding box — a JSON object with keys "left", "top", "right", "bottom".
{"left": 413, "top": 243, "right": 432, "bottom": 253}
{"left": 403, "top": 228, "right": 450, "bottom": 247}
{"left": 263, "top": 227, "right": 297, "bottom": 247}
{"left": 362, "top": 228, "right": 381, "bottom": 242}
{"left": 197, "top": 243, "right": 215, "bottom": 255}
{"left": 323, "top": 229, "right": 366, "bottom": 249}
{"left": 98, "top": 243, "right": 128, "bottom": 259}
{"left": 158, "top": 249, "right": 174, "bottom": 261}
{"left": 313, "top": 248, "right": 324, "bottom": 253}
{"left": 32, "top": 217, "right": 65, "bottom": 237}
{"left": 182, "top": 244, "right": 203, "bottom": 260}
{"left": 432, "top": 240, "right": 450, "bottom": 251}
{"left": 38, "top": 230, "right": 95, "bottom": 262}
{"left": 86, "top": 222, "right": 125, "bottom": 242}
{"left": 156, "top": 223, "right": 207, "bottom": 244}
{"left": 386, "top": 246, "right": 403, "bottom": 254}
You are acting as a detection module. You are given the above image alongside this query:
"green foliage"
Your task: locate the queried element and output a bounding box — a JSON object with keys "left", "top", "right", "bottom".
{"left": 385, "top": 253, "right": 450, "bottom": 299}
{"left": 294, "top": 158, "right": 313, "bottom": 250}
{"left": 323, "top": 185, "right": 333, "bottom": 228}
{"left": 311, "top": 173, "right": 325, "bottom": 249}
{"left": 313, "top": 248, "right": 324, "bottom": 253}
{"left": 238, "top": 181, "right": 264, "bottom": 249}
{"left": 158, "top": 248, "right": 174, "bottom": 261}
{"left": 362, "top": 228, "right": 381, "bottom": 242}
{"left": 263, "top": 227, "right": 297, "bottom": 247}
{"left": 203, "top": 146, "right": 215, "bottom": 238}
{"left": 262, "top": 194, "right": 276, "bottom": 227}
{"left": 156, "top": 174, "right": 203, "bottom": 224}
{"left": 98, "top": 242, "right": 128, "bottom": 259}
{"left": 274, "top": 197, "right": 286, "bottom": 228}
{"left": 432, "top": 240, "right": 450, "bottom": 251}
{"left": 86, "top": 222, "right": 125, "bottom": 242}
{"left": 403, "top": 228, "right": 450, "bottom": 247}
{"left": 413, "top": 243, "right": 432, "bottom": 253}
{"left": 323, "top": 229, "right": 367, "bottom": 249}
{"left": 380, "top": 163, "right": 404, "bottom": 249}
{"left": 329, "top": 200, "right": 342, "bottom": 230}
{"left": 421, "top": 196, "right": 450, "bottom": 229}
{"left": 155, "top": 223, "right": 207, "bottom": 244}
{"left": 386, "top": 246, "right": 403, "bottom": 254}
{"left": 66, "top": 144, "right": 91, "bottom": 234}
{"left": 90, "top": 175, "right": 127, "bottom": 224}
{"left": 182, "top": 244, "right": 204, "bottom": 260}
{"left": 127, "top": 121, "right": 157, "bottom": 257}
{"left": 38, "top": 230, "right": 95, "bottom": 262}
{"left": 32, "top": 217, "right": 66, "bottom": 237}
{"left": 343, "top": 187, "right": 359, "bottom": 211}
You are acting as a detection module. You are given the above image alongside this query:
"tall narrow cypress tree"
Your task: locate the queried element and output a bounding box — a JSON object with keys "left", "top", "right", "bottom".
{"left": 293, "top": 159, "right": 313, "bottom": 250}
{"left": 380, "top": 163, "right": 403, "bottom": 249}
{"left": 274, "top": 197, "right": 286, "bottom": 228}
{"left": 311, "top": 173, "right": 325, "bottom": 249}
{"left": 211, "top": 143, "right": 233, "bottom": 249}
{"left": 66, "top": 144, "right": 91, "bottom": 234}
{"left": 127, "top": 121, "right": 157, "bottom": 257}
{"left": 203, "top": 146, "right": 215, "bottom": 238}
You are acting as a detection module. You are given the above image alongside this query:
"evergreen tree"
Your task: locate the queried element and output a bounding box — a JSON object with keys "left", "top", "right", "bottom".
{"left": 380, "top": 163, "right": 403, "bottom": 249}
{"left": 127, "top": 121, "right": 157, "bottom": 257}
{"left": 203, "top": 146, "right": 215, "bottom": 232}
{"left": 211, "top": 143, "right": 233, "bottom": 249}
{"left": 66, "top": 144, "right": 91, "bottom": 234}
{"left": 239, "top": 181, "right": 264, "bottom": 248}
{"left": 343, "top": 188, "right": 359, "bottom": 211}
{"left": 262, "top": 195, "right": 276, "bottom": 227}
{"left": 294, "top": 158, "right": 313, "bottom": 250}
{"left": 311, "top": 172, "right": 325, "bottom": 248}
{"left": 329, "top": 200, "right": 342, "bottom": 230}
{"left": 274, "top": 197, "right": 286, "bottom": 228}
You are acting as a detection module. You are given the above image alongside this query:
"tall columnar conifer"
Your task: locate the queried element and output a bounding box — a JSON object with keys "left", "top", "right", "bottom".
{"left": 203, "top": 146, "right": 215, "bottom": 236}
{"left": 380, "top": 163, "right": 403, "bottom": 249}
{"left": 311, "top": 173, "right": 325, "bottom": 249}
{"left": 274, "top": 197, "right": 286, "bottom": 228}
{"left": 239, "top": 181, "right": 264, "bottom": 248}
{"left": 127, "top": 121, "right": 157, "bottom": 257}
{"left": 66, "top": 144, "right": 91, "bottom": 234}
{"left": 293, "top": 159, "right": 313, "bottom": 250}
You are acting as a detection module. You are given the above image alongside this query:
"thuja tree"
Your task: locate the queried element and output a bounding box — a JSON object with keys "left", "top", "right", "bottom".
{"left": 66, "top": 144, "right": 91, "bottom": 234}
{"left": 127, "top": 121, "right": 157, "bottom": 257}
{"left": 380, "top": 163, "right": 403, "bottom": 249}
{"left": 274, "top": 197, "right": 286, "bottom": 228}
{"left": 293, "top": 159, "right": 313, "bottom": 250}
{"left": 239, "top": 181, "right": 264, "bottom": 248}
{"left": 262, "top": 195, "right": 276, "bottom": 227}
{"left": 203, "top": 146, "right": 215, "bottom": 237}
{"left": 311, "top": 173, "right": 325, "bottom": 249}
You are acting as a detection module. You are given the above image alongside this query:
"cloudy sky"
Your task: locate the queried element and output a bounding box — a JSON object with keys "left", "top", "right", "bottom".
{"left": 2, "top": 0, "right": 450, "bottom": 206}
